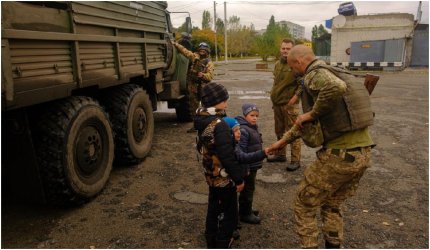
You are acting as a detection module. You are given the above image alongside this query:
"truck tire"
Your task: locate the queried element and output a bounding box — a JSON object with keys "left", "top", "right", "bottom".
{"left": 32, "top": 97, "right": 114, "bottom": 205}
{"left": 103, "top": 84, "right": 154, "bottom": 165}
{"left": 175, "top": 96, "right": 193, "bottom": 122}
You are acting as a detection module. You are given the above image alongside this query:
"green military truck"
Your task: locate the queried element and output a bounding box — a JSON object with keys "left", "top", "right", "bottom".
{"left": 2, "top": 1, "right": 191, "bottom": 205}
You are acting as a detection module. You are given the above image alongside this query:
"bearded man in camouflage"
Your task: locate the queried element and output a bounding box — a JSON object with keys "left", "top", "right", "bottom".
{"left": 269, "top": 45, "right": 374, "bottom": 248}
{"left": 267, "top": 38, "right": 302, "bottom": 171}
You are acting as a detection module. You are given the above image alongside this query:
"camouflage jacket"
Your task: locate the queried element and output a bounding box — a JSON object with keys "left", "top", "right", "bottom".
{"left": 271, "top": 58, "right": 301, "bottom": 105}
{"left": 174, "top": 43, "right": 214, "bottom": 83}
{"left": 281, "top": 122, "right": 324, "bottom": 148}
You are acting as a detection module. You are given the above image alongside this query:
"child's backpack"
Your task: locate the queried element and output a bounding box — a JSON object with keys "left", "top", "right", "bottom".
{"left": 196, "top": 118, "right": 231, "bottom": 187}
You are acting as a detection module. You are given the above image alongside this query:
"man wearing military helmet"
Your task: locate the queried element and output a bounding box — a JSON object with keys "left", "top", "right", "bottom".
{"left": 173, "top": 41, "right": 214, "bottom": 132}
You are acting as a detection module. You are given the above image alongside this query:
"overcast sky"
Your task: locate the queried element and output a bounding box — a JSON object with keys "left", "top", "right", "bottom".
{"left": 167, "top": 1, "right": 429, "bottom": 39}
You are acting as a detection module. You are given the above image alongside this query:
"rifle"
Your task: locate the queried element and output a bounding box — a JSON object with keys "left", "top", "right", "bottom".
{"left": 363, "top": 74, "right": 379, "bottom": 95}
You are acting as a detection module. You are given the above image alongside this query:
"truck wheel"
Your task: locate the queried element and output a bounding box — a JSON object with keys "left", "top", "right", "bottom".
{"left": 175, "top": 96, "right": 193, "bottom": 122}
{"left": 103, "top": 84, "right": 154, "bottom": 165}
{"left": 32, "top": 97, "right": 114, "bottom": 205}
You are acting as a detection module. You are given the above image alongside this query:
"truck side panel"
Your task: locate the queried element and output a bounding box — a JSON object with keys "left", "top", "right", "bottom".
{"left": 2, "top": 1, "right": 169, "bottom": 110}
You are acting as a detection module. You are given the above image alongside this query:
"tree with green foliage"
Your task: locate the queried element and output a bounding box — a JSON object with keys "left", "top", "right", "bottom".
{"left": 227, "top": 15, "right": 241, "bottom": 57}
{"left": 311, "top": 24, "right": 329, "bottom": 40}
{"left": 176, "top": 21, "right": 189, "bottom": 34}
{"left": 311, "top": 25, "right": 318, "bottom": 41}
{"left": 252, "top": 15, "right": 291, "bottom": 61}
{"left": 311, "top": 24, "right": 329, "bottom": 54}
{"left": 225, "top": 15, "right": 256, "bottom": 58}
{"left": 318, "top": 24, "right": 328, "bottom": 37}
{"left": 202, "top": 10, "right": 212, "bottom": 30}
{"left": 216, "top": 17, "right": 224, "bottom": 34}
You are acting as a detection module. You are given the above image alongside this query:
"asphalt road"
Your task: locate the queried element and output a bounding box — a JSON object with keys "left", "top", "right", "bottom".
{"left": 2, "top": 61, "right": 428, "bottom": 248}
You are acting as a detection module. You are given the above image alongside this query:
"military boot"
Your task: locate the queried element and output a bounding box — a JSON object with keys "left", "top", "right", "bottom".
{"left": 325, "top": 241, "right": 340, "bottom": 249}
{"left": 286, "top": 161, "right": 301, "bottom": 171}
{"left": 240, "top": 213, "right": 261, "bottom": 224}
{"left": 267, "top": 155, "right": 287, "bottom": 162}
{"left": 186, "top": 127, "right": 197, "bottom": 133}
{"left": 232, "top": 229, "right": 240, "bottom": 240}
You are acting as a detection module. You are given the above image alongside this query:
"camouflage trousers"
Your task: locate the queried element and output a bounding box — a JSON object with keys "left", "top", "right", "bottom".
{"left": 273, "top": 104, "right": 301, "bottom": 162}
{"left": 187, "top": 81, "right": 201, "bottom": 119}
{"left": 294, "top": 147, "right": 371, "bottom": 248}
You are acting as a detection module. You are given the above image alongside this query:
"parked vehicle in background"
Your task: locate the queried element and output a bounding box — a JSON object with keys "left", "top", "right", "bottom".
{"left": 338, "top": 2, "right": 357, "bottom": 16}
{"left": 2, "top": 1, "right": 192, "bottom": 205}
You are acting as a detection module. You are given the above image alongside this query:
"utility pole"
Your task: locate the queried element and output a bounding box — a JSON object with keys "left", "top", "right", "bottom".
{"left": 416, "top": 1, "right": 422, "bottom": 22}
{"left": 224, "top": 1, "right": 228, "bottom": 63}
{"left": 214, "top": 1, "right": 218, "bottom": 62}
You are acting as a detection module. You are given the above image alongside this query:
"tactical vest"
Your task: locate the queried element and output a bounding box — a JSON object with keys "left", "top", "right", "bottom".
{"left": 189, "top": 58, "right": 211, "bottom": 84}
{"left": 197, "top": 118, "right": 232, "bottom": 187}
{"left": 302, "top": 65, "right": 374, "bottom": 142}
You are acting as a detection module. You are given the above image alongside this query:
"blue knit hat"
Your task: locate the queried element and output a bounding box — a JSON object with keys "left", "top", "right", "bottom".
{"left": 223, "top": 117, "right": 240, "bottom": 130}
{"left": 242, "top": 103, "right": 259, "bottom": 116}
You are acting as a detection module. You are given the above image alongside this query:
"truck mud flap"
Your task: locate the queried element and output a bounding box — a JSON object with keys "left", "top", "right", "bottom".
{"left": 158, "top": 80, "right": 184, "bottom": 100}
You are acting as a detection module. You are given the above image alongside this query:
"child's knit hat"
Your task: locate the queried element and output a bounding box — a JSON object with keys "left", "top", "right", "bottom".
{"left": 201, "top": 82, "right": 229, "bottom": 107}
{"left": 242, "top": 103, "right": 259, "bottom": 116}
{"left": 223, "top": 117, "right": 240, "bottom": 130}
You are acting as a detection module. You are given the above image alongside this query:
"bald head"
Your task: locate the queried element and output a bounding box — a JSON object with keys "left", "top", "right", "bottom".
{"left": 287, "top": 45, "right": 316, "bottom": 75}
{"left": 289, "top": 45, "right": 315, "bottom": 62}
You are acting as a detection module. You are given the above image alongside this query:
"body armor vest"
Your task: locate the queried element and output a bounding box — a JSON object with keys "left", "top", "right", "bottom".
{"left": 189, "top": 58, "right": 211, "bottom": 84}
{"left": 197, "top": 119, "right": 231, "bottom": 187}
{"left": 302, "top": 65, "right": 374, "bottom": 142}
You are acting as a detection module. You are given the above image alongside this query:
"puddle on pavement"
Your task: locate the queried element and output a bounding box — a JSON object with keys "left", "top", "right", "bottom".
{"left": 229, "top": 90, "right": 269, "bottom": 100}
{"left": 256, "top": 170, "right": 287, "bottom": 183}
{"left": 173, "top": 191, "right": 207, "bottom": 204}
{"left": 229, "top": 90, "right": 267, "bottom": 95}
{"left": 239, "top": 95, "right": 269, "bottom": 100}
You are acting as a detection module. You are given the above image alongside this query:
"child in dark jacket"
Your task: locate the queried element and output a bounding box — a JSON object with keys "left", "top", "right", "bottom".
{"left": 235, "top": 103, "right": 267, "bottom": 224}
{"left": 223, "top": 116, "right": 268, "bottom": 238}
{"left": 194, "top": 82, "right": 244, "bottom": 249}
{"left": 223, "top": 117, "right": 267, "bottom": 179}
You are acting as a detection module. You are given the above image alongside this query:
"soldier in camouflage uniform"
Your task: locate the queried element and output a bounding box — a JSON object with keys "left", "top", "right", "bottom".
{"left": 268, "top": 38, "right": 302, "bottom": 171}
{"left": 269, "top": 45, "right": 374, "bottom": 248}
{"left": 173, "top": 41, "right": 215, "bottom": 132}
